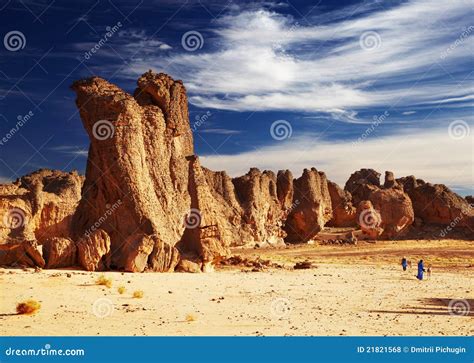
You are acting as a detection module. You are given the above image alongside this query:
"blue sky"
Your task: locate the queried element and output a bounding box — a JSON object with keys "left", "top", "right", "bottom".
{"left": 0, "top": 0, "right": 472, "bottom": 195}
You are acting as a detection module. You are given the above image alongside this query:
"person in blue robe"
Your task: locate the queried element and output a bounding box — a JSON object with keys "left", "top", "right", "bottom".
{"left": 401, "top": 257, "right": 407, "bottom": 271}
{"left": 417, "top": 260, "right": 425, "bottom": 280}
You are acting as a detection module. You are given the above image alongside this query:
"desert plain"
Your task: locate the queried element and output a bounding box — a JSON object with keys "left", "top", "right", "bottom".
{"left": 1, "top": 239, "right": 472, "bottom": 336}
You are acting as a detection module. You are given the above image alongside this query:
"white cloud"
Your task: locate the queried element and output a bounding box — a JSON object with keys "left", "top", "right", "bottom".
{"left": 200, "top": 126, "right": 474, "bottom": 191}
{"left": 120, "top": 0, "right": 473, "bottom": 115}
{"left": 49, "top": 146, "right": 88, "bottom": 157}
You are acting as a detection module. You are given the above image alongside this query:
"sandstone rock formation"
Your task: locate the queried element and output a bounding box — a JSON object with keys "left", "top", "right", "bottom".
{"left": 1, "top": 71, "right": 471, "bottom": 271}
{"left": 345, "top": 168, "right": 381, "bottom": 205}
{"left": 356, "top": 200, "right": 383, "bottom": 239}
{"left": 71, "top": 71, "right": 232, "bottom": 270}
{"left": 42, "top": 237, "right": 76, "bottom": 268}
{"left": 345, "top": 169, "right": 414, "bottom": 238}
{"left": 284, "top": 168, "right": 332, "bottom": 242}
{"left": 0, "top": 169, "right": 83, "bottom": 267}
{"left": 232, "top": 168, "right": 287, "bottom": 245}
{"left": 76, "top": 229, "right": 111, "bottom": 271}
{"left": 0, "top": 239, "right": 45, "bottom": 268}
{"left": 326, "top": 181, "right": 356, "bottom": 227}
{"left": 397, "top": 176, "right": 474, "bottom": 230}
{"left": 367, "top": 188, "right": 414, "bottom": 238}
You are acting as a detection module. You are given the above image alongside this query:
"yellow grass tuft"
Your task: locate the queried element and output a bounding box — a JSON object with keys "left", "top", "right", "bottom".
{"left": 117, "top": 286, "right": 126, "bottom": 295}
{"left": 133, "top": 290, "right": 144, "bottom": 299}
{"left": 185, "top": 313, "right": 197, "bottom": 322}
{"left": 16, "top": 299, "right": 41, "bottom": 315}
{"left": 95, "top": 274, "right": 112, "bottom": 288}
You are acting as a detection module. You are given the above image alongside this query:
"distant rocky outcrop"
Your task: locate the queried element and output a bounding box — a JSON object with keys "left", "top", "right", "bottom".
{"left": 1, "top": 71, "right": 471, "bottom": 270}
{"left": 397, "top": 176, "right": 474, "bottom": 230}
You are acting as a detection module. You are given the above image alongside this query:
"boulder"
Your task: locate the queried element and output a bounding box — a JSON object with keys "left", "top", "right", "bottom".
{"left": 175, "top": 258, "right": 202, "bottom": 273}
{"left": 0, "top": 239, "right": 45, "bottom": 268}
{"left": 148, "top": 237, "right": 180, "bottom": 272}
{"left": 120, "top": 234, "right": 155, "bottom": 272}
{"left": 76, "top": 229, "right": 111, "bottom": 271}
{"left": 284, "top": 168, "right": 332, "bottom": 242}
{"left": 42, "top": 237, "right": 76, "bottom": 268}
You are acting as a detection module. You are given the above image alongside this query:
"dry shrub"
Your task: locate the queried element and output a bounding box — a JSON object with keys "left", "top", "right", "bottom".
{"left": 16, "top": 300, "right": 41, "bottom": 315}
{"left": 96, "top": 274, "right": 112, "bottom": 288}
{"left": 185, "top": 313, "right": 197, "bottom": 322}
{"left": 133, "top": 290, "right": 144, "bottom": 299}
{"left": 117, "top": 286, "right": 126, "bottom": 295}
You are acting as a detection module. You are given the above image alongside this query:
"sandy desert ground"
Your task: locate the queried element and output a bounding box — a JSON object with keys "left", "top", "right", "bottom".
{"left": 1, "top": 240, "right": 472, "bottom": 336}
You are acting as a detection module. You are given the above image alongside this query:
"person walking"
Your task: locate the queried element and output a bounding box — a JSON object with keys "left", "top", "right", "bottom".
{"left": 416, "top": 259, "right": 425, "bottom": 280}
{"left": 401, "top": 257, "right": 408, "bottom": 271}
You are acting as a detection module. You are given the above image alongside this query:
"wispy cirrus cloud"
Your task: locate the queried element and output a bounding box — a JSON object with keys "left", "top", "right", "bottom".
{"left": 117, "top": 0, "right": 473, "bottom": 117}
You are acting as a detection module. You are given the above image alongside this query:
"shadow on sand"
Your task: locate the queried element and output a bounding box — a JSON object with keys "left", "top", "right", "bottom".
{"left": 370, "top": 298, "right": 473, "bottom": 317}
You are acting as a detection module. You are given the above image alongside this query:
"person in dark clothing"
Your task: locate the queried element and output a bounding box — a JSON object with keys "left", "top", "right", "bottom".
{"left": 401, "top": 257, "right": 408, "bottom": 271}
{"left": 417, "top": 259, "right": 425, "bottom": 280}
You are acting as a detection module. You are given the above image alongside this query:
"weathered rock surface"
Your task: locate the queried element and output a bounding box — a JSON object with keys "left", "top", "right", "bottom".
{"left": 345, "top": 168, "right": 381, "bottom": 205}
{"left": 0, "top": 169, "right": 83, "bottom": 267}
{"left": 326, "top": 181, "right": 356, "bottom": 227}
{"left": 356, "top": 200, "right": 383, "bottom": 239}
{"left": 2, "top": 71, "right": 472, "bottom": 271}
{"left": 367, "top": 188, "right": 414, "bottom": 238}
{"left": 344, "top": 169, "right": 415, "bottom": 238}
{"left": 0, "top": 169, "right": 83, "bottom": 243}
{"left": 76, "top": 229, "right": 111, "bottom": 271}
{"left": 397, "top": 177, "right": 474, "bottom": 230}
{"left": 71, "top": 71, "right": 230, "bottom": 270}
{"left": 232, "top": 168, "right": 287, "bottom": 245}
{"left": 42, "top": 237, "right": 76, "bottom": 268}
{"left": 0, "top": 239, "right": 45, "bottom": 267}
{"left": 148, "top": 237, "right": 180, "bottom": 272}
{"left": 284, "top": 168, "right": 332, "bottom": 242}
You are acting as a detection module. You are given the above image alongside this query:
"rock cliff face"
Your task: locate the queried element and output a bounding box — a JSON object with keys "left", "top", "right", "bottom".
{"left": 1, "top": 71, "right": 471, "bottom": 270}
{"left": 0, "top": 169, "right": 83, "bottom": 267}
{"left": 326, "top": 181, "right": 356, "bottom": 227}
{"left": 345, "top": 169, "right": 414, "bottom": 238}
{"left": 284, "top": 168, "right": 332, "bottom": 242}
{"left": 397, "top": 176, "right": 474, "bottom": 230}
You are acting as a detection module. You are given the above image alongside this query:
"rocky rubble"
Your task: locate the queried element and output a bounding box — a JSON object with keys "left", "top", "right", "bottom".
{"left": 0, "top": 71, "right": 471, "bottom": 271}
